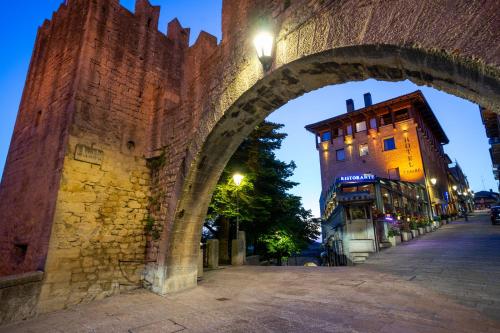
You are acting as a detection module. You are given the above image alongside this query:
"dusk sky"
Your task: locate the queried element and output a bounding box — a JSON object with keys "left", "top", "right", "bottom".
{"left": 1, "top": 1, "right": 496, "bottom": 217}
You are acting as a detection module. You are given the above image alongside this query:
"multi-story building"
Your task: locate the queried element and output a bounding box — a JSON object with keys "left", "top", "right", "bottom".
{"left": 480, "top": 107, "right": 500, "bottom": 191}
{"left": 306, "top": 91, "right": 452, "bottom": 263}
{"left": 447, "top": 161, "right": 474, "bottom": 214}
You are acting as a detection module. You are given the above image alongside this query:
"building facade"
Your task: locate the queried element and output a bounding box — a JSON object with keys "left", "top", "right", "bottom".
{"left": 480, "top": 107, "right": 500, "bottom": 191}
{"left": 306, "top": 91, "right": 454, "bottom": 263}
{"left": 474, "top": 190, "right": 500, "bottom": 210}
{"left": 447, "top": 162, "right": 474, "bottom": 214}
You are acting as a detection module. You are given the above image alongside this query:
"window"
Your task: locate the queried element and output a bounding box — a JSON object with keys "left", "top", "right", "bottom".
{"left": 355, "top": 121, "right": 367, "bottom": 132}
{"left": 359, "top": 143, "right": 369, "bottom": 156}
{"left": 383, "top": 137, "right": 396, "bottom": 151}
{"left": 381, "top": 113, "right": 392, "bottom": 126}
{"left": 388, "top": 167, "right": 400, "bottom": 180}
{"left": 346, "top": 125, "right": 353, "bottom": 135}
{"left": 336, "top": 148, "right": 345, "bottom": 161}
{"left": 394, "top": 108, "right": 410, "bottom": 122}
{"left": 320, "top": 131, "right": 331, "bottom": 142}
{"left": 369, "top": 118, "right": 377, "bottom": 129}
{"left": 337, "top": 128, "right": 344, "bottom": 136}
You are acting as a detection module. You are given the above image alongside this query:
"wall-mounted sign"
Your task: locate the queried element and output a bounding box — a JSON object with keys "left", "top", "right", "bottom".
{"left": 337, "top": 174, "right": 376, "bottom": 183}
{"left": 74, "top": 144, "right": 103, "bottom": 165}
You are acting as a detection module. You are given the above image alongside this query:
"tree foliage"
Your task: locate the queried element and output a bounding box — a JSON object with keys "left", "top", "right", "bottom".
{"left": 205, "top": 121, "right": 320, "bottom": 262}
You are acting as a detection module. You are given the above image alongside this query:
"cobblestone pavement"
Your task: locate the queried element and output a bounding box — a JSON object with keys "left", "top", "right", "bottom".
{"left": 2, "top": 212, "right": 499, "bottom": 333}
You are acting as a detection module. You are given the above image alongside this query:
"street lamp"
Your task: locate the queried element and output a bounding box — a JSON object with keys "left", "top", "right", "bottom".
{"left": 452, "top": 185, "right": 457, "bottom": 191}
{"left": 253, "top": 30, "right": 274, "bottom": 71}
{"left": 430, "top": 178, "right": 437, "bottom": 185}
{"left": 233, "top": 173, "right": 244, "bottom": 186}
{"left": 233, "top": 173, "right": 244, "bottom": 238}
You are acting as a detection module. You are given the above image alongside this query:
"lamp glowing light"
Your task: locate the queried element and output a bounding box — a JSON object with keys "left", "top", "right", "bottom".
{"left": 452, "top": 185, "right": 457, "bottom": 191}
{"left": 233, "top": 173, "right": 244, "bottom": 186}
{"left": 253, "top": 31, "right": 274, "bottom": 71}
{"left": 430, "top": 178, "right": 437, "bottom": 185}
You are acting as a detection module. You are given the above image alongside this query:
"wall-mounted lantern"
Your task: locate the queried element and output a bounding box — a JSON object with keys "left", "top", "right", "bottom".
{"left": 253, "top": 31, "right": 274, "bottom": 71}
{"left": 430, "top": 178, "right": 437, "bottom": 185}
{"left": 452, "top": 185, "right": 457, "bottom": 191}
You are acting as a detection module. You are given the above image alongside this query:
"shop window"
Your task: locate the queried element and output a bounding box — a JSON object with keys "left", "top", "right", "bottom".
{"left": 369, "top": 118, "right": 377, "bottom": 129}
{"left": 336, "top": 148, "right": 345, "bottom": 161}
{"left": 358, "top": 184, "right": 373, "bottom": 193}
{"left": 355, "top": 121, "right": 367, "bottom": 132}
{"left": 321, "top": 131, "right": 331, "bottom": 142}
{"left": 348, "top": 206, "right": 367, "bottom": 219}
{"left": 342, "top": 186, "right": 357, "bottom": 193}
{"left": 383, "top": 137, "right": 396, "bottom": 151}
{"left": 359, "top": 143, "right": 369, "bottom": 156}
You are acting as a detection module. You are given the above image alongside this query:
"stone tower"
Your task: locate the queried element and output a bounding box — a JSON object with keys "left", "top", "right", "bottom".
{"left": 0, "top": 0, "right": 202, "bottom": 313}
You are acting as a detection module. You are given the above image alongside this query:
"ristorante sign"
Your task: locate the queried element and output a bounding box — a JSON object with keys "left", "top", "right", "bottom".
{"left": 337, "top": 174, "right": 376, "bottom": 183}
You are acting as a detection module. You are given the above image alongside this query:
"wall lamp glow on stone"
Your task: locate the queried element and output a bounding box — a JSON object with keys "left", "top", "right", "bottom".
{"left": 430, "top": 178, "right": 437, "bottom": 185}
{"left": 253, "top": 31, "right": 274, "bottom": 71}
{"left": 233, "top": 173, "right": 244, "bottom": 186}
{"left": 452, "top": 185, "right": 458, "bottom": 191}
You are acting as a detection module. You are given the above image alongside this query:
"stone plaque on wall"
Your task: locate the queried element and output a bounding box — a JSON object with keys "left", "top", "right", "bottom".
{"left": 74, "top": 144, "right": 103, "bottom": 165}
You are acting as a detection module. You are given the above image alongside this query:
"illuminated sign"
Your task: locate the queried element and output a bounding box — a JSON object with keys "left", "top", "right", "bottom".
{"left": 337, "top": 174, "right": 376, "bottom": 183}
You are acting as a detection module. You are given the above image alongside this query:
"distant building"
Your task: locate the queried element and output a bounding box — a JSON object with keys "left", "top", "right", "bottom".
{"left": 447, "top": 162, "right": 474, "bottom": 213}
{"left": 474, "top": 190, "right": 499, "bottom": 210}
{"left": 306, "top": 91, "right": 457, "bottom": 263}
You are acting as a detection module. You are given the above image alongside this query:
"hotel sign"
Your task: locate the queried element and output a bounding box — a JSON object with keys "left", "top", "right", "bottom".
{"left": 337, "top": 174, "right": 376, "bottom": 183}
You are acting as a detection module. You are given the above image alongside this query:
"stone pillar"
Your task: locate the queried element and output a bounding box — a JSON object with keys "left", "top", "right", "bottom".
{"left": 206, "top": 239, "right": 219, "bottom": 269}
{"left": 218, "top": 218, "right": 231, "bottom": 265}
{"left": 197, "top": 244, "right": 204, "bottom": 278}
{"left": 231, "top": 231, "right": 246, "bottom": 266}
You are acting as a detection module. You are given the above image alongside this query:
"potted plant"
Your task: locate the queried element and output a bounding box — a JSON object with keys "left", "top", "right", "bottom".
{"left": 388, "top": 228, "right": 401, "bottom": 247}
{"left": 425, "top": 220, "right": 432, "bottom": 233}
{"left": 410, "top": 221, "right": 418, "bottom": 238}
{"left": 417, "top": 219, "right": 426, "bottom": 235}
{"left": 400, "top": 220, "right": 411, "bottom": 241}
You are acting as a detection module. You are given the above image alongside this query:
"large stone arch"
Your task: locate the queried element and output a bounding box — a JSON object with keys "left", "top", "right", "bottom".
{"left": 154, "top": 0, "right": 499, "bottom": 293}
{"left": 1, "top": 0, "right": 499, "bottom": 318}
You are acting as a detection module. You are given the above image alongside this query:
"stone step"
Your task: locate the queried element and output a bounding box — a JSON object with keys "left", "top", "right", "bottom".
{"left": 352, "top": 256, "right": 367, "bottom": 263}
{"left": 351, "top": 252, "right": 370, "bottom": 264}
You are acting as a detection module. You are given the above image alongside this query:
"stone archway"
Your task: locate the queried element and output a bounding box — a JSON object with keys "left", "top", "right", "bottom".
{"left": 155, "top": 0, "right": 499, "bottom": 293}
{"left": 0, "top": 0, "right": 499, "bottom": 318}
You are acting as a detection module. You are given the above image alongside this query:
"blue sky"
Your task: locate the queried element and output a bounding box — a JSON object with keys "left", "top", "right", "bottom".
{"left": 1, "top": 1, "right": 496, "bottom": 217}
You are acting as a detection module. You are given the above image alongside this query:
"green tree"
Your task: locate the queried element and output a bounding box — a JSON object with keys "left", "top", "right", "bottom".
{"left": 204, "top": 121, "right": 320, "bottom": 263}
{"left": 259, "top": 230, "right": 299, "bottom": 266}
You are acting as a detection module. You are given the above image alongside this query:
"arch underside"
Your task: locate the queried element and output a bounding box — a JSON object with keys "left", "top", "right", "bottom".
{"left": 158, "top": 44, "right": 499, "bottom": 292}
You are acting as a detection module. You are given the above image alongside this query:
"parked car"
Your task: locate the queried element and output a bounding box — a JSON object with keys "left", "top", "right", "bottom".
{"left": 490, "top": 206, "right": 500, "bottom": 225}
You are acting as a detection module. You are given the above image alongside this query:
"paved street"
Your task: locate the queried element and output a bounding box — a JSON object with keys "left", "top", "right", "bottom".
{"left": 2, "top": 212, "right": 500, "bottom": 333}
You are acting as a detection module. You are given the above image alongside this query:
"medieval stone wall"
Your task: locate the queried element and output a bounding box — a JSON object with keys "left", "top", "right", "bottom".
{"left": 0, "top": 0, "right": 89, "bottom": 276}
{"left": 37, "top": 0, "right": 190, "bottom": 312}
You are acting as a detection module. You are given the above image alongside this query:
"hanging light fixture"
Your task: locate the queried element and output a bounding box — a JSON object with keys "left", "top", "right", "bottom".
{"left": 253, "top": 30, "right": 274, "bottom": 71}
